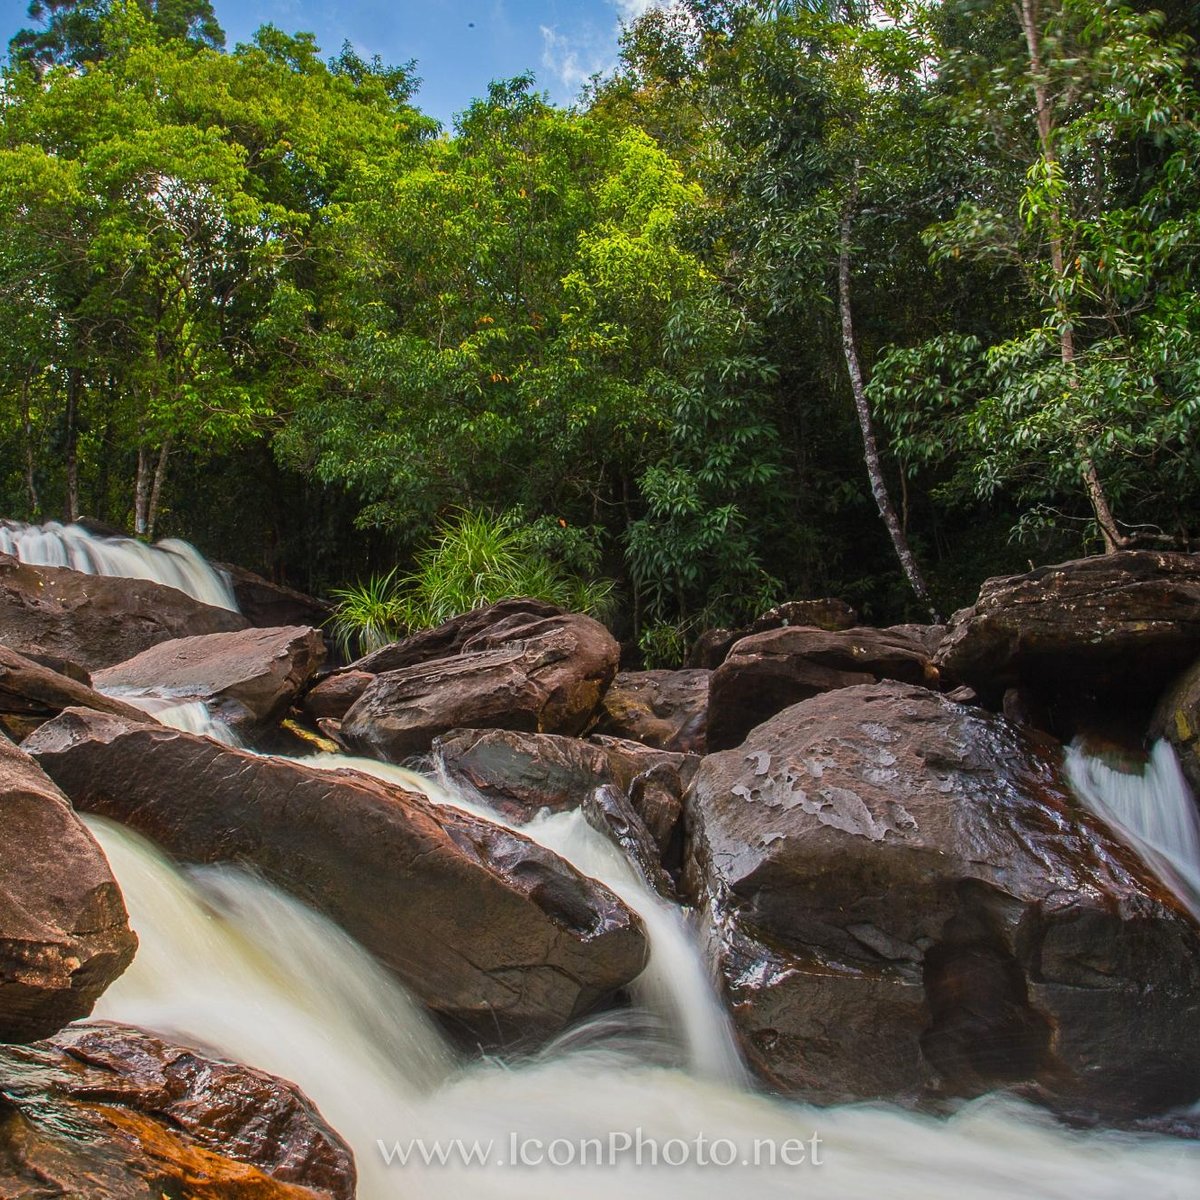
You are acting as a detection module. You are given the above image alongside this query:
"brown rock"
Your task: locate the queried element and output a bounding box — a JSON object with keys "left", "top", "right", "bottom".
{"left": 340, "top": 610, "right": 620, "bottom": 762}
{"left": 582, "top": 784, "right": 675, "bottom": 898}
{"left": 935, "top": 551, "right": 1200, "bottom": 733}
{"left": 0, "top": 553, "right": 248, "bottom": 671}
{"left": 25, "top": 710, "right": 648, "bottom": 1045}
{"left": 433, "top": 727, "right": 694, "bottom": 824}
{"left": 689, "top": 598, "right": 859, "bottom": 669}
{"left": 1152, "top": 658, "right": 1200, "bottom": 793}
{"left": 94, "top": 626, "right": 326, "bottom": 733}
{"left": 686, "top": 681, "right": 1200, "bottom": 1116}
{"left": 215, "top": 561, "right": 333, "bottom": 631}
{"left": 706, "top": 625, "right": 936, "bottom": 750}
{"left": 0, "top": 738, "right": 137, "bottom": 1043}
{"left": 302, "top": 671, "right": 374, "bottom": 722}
{"left": 0, "top": 645, "right": 153, "bottom": 740}
{"left": 0, "top": 1021, "right": 354, "bottom": 1199}
{"left": 591, "top": 669, "right": 709, "bottom": 754}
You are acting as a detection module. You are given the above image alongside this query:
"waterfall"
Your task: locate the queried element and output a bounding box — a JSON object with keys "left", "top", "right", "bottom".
{"left": 108, "top": 694, "right": 242, "bottom": 746}
{"left": 1064, "top": 740, "right": 1200, "bottom": 922}
{"left": 0, "top": 519, "right": 237, "bottom": 610}
{"left": 307, "top": 753, "right": 745, "bottom": 1084}
{"left": 87, "top": 815, "right": 1200, "bottom": 1200}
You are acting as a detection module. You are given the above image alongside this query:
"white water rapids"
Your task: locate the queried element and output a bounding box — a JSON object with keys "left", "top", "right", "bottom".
{"left": 84, "top": 744, "right": 1200, "bottom": 1199}
{"left": 0, "top": 519, "right": 238, "bottom": 610}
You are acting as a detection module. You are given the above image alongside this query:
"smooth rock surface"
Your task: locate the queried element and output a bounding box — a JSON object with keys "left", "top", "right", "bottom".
{"left": 0, "top": 738, "right": 137, "bottom": 1043}
{"left": 686, "top": 681, "right": 1200, "bottom": 1115}
{"left": 0, "top": 553, "right": 248, "bottom": 671}
{"left": 0, "top": 1021, "right": 354, "bottom": 1199}
{"left": 689, "top": 598, "right": 859, "bottom": 669}
{"left": 26, "top": 710, "right": 648, "bottom": 1045}
{"left": 94, "top": 626, "right": 326, "bottom": 732}
{"left": 706, "top": 624, "right": 936, "bottom": 750}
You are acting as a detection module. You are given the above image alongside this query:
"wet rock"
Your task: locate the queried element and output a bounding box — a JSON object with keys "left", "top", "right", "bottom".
{"left": 1152, "top": 658, "right": 1200, "bottom": 794}
{"left": 0, "top": 1021, "right": 354, "bottom": 1199}
{"left": 94, "top": 626, "right": 326, "bottom": 734}
{"left": 689, "top": 598, "right": 859, "bottom": 669}
{"left": 706, "top": 625, "right": 936, "bottom": 751}
{"left": 686, "top": 681, "right": 1200, "bottom": 1116}
{"left": 0, "top": 738, "right": 137, "bottom": 1043}
{"left": 340, "top": 610, "right": 620, "bottom": 762}
{"left": 582, "top": 784, "right": 675, "bottom": 898}
{"left": 590, "top": 669, "right": 710, "bottom": 754}
{"left": 302, "top": 670, "right": 374, "bottom": 723}
{"left": 0, "top": 645, "right": 153, "bottom": 740}
{"left": 935, "top": 551, "right": 1200, "bottom": 734}
{"left": 433, "top": 727, "right": 694, "bottom": 825}
{"left": 25, "top": 710, "right": 648, "bottom": 1046}
{"left": 216, "top": 561, "right": 333, "bottom": 632}
{"left": 0, "top": 553, "right": 248, "bottom": 671}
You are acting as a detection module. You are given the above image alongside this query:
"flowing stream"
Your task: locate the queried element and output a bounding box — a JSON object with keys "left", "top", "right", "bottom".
{"left": 1065, "top": 739, "right": 1200, "bottom": 923}
{"left": 85, "top": 751, "right": 1200, "bottom": 1199}
{"left": 0, "top": 519, "right": 238, "bottom": 610}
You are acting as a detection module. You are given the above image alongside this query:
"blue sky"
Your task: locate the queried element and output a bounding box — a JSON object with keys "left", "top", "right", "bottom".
{"left": 0, "top": 0, "right": 667, "bottom": 126}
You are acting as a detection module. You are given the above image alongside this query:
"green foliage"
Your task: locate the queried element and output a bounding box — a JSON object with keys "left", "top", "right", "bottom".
{"left": 328, "top": 568, "right": 406, "bottom": 659}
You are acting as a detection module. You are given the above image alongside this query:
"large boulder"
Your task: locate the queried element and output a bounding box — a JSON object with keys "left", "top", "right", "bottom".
{"left": 689, "top": 598, "right": 859, "bottom": 670}
{"left": 686, "top": 681, "right": 1200, "bottom": 1116}
{"left": 215, "top": 560, "right": 333, "bottom": 631}
{"left": 25, "top": 710, "right": 647, "bottom": 1045}
{"left": 301, "top": 671, "right": 374, "bottom": 723}
{"left": 935, "top": 551, "right": 1200, "bottom": 733}
{"left": 0, "top": 553, "right": 248, "bottom": 671}
{"left": 706, "top": 625, "right": 936, "bottom": 751}
{"left": 0, "top": 645, "right": 153, "bottom": 740}
{"left": 340, "top": 609, "right": 620, "bottom": 762}
{"left": 94, "top": 626, "right": 326, "bottom": 734}
{"left": 0, "top": 1021, "right": 354, "bottom": 1199}
{"left": 433, "top": 727, "right": 695, "bottom": 827}
{"left": 0, "top": 738, "right": 137, "bottom": 1043}
{"left": 590, "top": 669, "right": 710, "bottom": 754}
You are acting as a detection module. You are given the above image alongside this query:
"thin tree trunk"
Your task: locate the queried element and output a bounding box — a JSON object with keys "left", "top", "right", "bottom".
{"left": 1019, "top": 0, "right": 1125, "bottom": 553}
{"left": 134, "top": 444, "right": 152, "bottom": 537}
{"left": 146, "top": 438, "right": 171, "bottom": 541}
{"left": 64, "top": 368, "right": 80, "bottom": 523}
{"left": 838, "top": 184, "right": 939, "bottom": 621}
{"left": 20, "top": 366, "right": 39, "bottom": 519}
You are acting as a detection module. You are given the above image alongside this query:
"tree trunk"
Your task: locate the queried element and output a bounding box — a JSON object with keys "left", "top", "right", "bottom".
{"left": 64, "top": 368, "right": 81, "bottom": 523}
{"left": 134, "top": 445, "right": 152, "bottom": 538}
{"left": 20, "top": 366, "right": 39, "bottom": 519}
{"left": 1019, "top": 0, "right": 1125, "bottom": 553}
{"left": 838, "top": 184, "right": 939, "bottom": 621}
{"left": 146, "top": 439, "right": 171, "bottom": 541}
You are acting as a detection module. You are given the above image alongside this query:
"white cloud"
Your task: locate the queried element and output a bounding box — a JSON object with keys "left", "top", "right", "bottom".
{"left": 609, "top": 0, "right": 671, "bottom": 22}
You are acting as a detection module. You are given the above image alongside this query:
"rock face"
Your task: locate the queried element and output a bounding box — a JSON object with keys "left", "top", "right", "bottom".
{"left": 706, "top": 625, "right": 936, "bottom": 751}
{"left": 686, "top": 682, "right": 1200, "bottom": 1116}
{"left": 0, "top": 738, "right": 137, "bottom": 1043}
{"left": 0, "top": 1021, "right": 355, "bottom": 1199}
{"left": 302, "top": 671, "right": 374, "bottom": 723}
{"left": 94, "top": 626, "right": 326, "bottom": 733}
{"left": 1153, "top": 659, "right": 1200, "bottom": 792}
{"left": 433, "top": 727, "right": 695, "bottom": 824}
{"left": 690, "top": 598, "right": 859, "bottom": 669}
{"left": 935, "top": 551, "right": 1200, "bottom": 732}
{"left": 591, "top": 669, "right": 710, "bottom": 754}
{"left": 340, "top": 608, "right": 620, "bottom": 762}
{"left": 0, "top": 553, "right": 248, "bottom": 671}
{"left": 0, "top": 645, "right": 153, "bottom": 740}
{"left": 216, "top": 561, "right": 333, "bottom": 632}
{"left": 25, "top": 710, "right": 648, "bottom": 1045}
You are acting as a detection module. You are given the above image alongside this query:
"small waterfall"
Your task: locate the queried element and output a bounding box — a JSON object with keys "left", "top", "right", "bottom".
{"left": 310, "top": 753, "right": 745, "bottom": 1084}
{"left": 86, "top": 816, "right": 1200, "bottom": 1200}
{"left": 0, "top": 519, "right": 237, "bottom": 610}
{"left": 1065, "top": 740, "right": 1200, "bottom": 922}
{"left": 108, "top": 693, "right": 242, "bottom": 746}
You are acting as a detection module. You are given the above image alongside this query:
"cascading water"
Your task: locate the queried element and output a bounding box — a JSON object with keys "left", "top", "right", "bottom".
{"left": 0, "top": 519, "right": 238, "bottom": 610}
{"left": 1064, "top": 739, "right": 1200, "bottom": 922}
{"left": 88, "top": 812, "right": 1200, "bottom": 1200}
{"left": 110, "top": 694, "right": 242, "bottom": 746}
